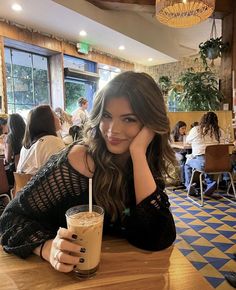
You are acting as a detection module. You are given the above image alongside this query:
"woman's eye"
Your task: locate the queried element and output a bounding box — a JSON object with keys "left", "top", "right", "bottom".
{"left": 102, "top": 113, "right": 111, "bottom": 118}
{"left": 124, "top": 118, "right": 137, "bottom": 123}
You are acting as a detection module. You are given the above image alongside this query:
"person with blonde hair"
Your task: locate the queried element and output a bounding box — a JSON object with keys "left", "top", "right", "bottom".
{"left": 54, "top": 107, "right": 73, "bottom": 144}
{"left": 72, "top": 97, "right": 89, "bottom": 126}
{"left": 0, "top": 72, "right": 176, "bottom": 273}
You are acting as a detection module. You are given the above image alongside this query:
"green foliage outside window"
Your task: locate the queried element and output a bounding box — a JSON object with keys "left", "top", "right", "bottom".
{"left": 65, "top": 81, "right": 85, "bottom": 114}
{"left": 5, "top": 48, "right": 50, "bottom": 115}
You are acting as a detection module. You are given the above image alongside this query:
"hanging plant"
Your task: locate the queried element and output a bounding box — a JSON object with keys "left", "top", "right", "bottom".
{"left": 198, "top": 18, "right": 229, "bottom": 69}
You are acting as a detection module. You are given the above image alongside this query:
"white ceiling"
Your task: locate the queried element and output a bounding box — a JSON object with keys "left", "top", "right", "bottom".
{"left": 0, "top": 0, "right": 221, "bottom": 66}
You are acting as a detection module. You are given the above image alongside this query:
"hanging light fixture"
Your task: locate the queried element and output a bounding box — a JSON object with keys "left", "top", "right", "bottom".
{"left": 156, "top": 0, "right": 215, "bottom": 28}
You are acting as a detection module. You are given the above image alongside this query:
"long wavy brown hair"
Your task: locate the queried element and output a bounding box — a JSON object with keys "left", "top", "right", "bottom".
{"left": 82, "top": 71, "right": 176, "bottom": 222}
{"left": 199, "top": 112, "right": 221, "bottom": 142}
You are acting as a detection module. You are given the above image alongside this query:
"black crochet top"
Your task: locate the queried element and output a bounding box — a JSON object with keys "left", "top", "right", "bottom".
{"left": 0, "top": 147, "right": 176, "bottom": 258}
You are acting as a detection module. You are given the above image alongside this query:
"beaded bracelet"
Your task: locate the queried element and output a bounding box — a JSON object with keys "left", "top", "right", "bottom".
{"left": 40, "top": 241, "right": 46, "bottom": 260}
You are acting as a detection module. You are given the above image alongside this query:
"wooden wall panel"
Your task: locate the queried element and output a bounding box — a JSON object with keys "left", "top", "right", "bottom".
{"left": 0, "top": 22, "right": 133, "bottom": 70}
{"left": 168, "top": 111, "right": 233, "bottom": 137}
{"left": 221, "top": 12, "right": 233, "bottom": 109}
{"left": 0, "top": 36, "right": 7, "bottom": 113}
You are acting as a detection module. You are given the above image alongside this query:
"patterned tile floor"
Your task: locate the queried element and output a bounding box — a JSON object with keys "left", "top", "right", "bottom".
{"left": 166, "top": 188, "right": 236, "bottom": 290}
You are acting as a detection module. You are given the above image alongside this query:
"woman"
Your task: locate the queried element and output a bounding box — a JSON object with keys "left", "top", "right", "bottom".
{"left": 17, "top": 105, "right": 65, "bottom": 175}
{"left": 4, "top": 113, "right": 25, "bottom": 164}
{"left": 54, "top": 107, "right": 73, "bottom": 144}
{"left": 184, "top": 112, "right": 225, "bottom": 196}
{"left": 0, "top": 72, "right": 176, "bottom": 273}
{"left": 171, "top": 121, "right": 187, "bottom": 143}
{"left": 4, "top": 114, "right": 26, "bottom": 185}
{"left": 72, "top": 97, "right": 89, "bottom": 126}
{"left": 0, "top": 116, "right": 8, "bottom": 136}
{"left": 171, "top": 121, "right": 187, "bottom": 184}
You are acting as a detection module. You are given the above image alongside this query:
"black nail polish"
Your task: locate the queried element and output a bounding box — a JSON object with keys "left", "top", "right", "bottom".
{"left": 72, "top": 234, "right": 77, "bottom": 239}
{"left": 79, "top": 258, "right": 85, "bottom": 263}
{"left": 80, "top": 248, "right": 86, "bottom": 253}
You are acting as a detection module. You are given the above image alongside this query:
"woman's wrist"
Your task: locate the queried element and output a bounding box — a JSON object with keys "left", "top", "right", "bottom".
{"left": 41, "top": 240, "right": 52, "bottom": 262}
{"left": 33, "top": 240, "right": 52, "bottom": 262}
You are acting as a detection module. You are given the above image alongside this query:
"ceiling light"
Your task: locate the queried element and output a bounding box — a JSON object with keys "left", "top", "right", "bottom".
{"left": 79, "top": 30, "right": 87, "bottom": 36}
{"left": 11, "top": 3, "right": 22, "bottom": 12}
{"left": 156, "top": 0, "right": 215, "bottom": 28}
{"left": 148, "top": 58, "right": 153, "bottom": 62}
{"left": 118, "top": 45, "right": 125, "bottom": 50}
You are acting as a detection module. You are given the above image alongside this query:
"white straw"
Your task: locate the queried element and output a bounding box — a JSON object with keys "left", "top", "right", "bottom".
{"left": 89, "top": 178, "right": 92, "bottom": 213}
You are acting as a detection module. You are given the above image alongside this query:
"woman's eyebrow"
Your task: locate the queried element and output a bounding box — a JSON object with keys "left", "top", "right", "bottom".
{"left": 103, "top": 110, "right": 137, "bottom": 117}
{"left": 121, "top": 113, "right": 137, "bottom": 117}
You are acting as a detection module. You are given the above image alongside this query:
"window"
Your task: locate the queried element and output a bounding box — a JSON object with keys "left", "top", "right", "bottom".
{"left": 64, "top": 55, "right": 98, "bottom": 114}
{"left": 98, "top": 65, "right": 121, "bottom": 90}
{"left": 5, "top": 47, "right": 50, "bottom": 117}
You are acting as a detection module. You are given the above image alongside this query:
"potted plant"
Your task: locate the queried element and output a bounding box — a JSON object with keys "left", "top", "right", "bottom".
{"left": 175, "top": 68, "right": 223, "bottom": 111}
{"left": 199, "top": 37, "right": 228, "bottom": 68}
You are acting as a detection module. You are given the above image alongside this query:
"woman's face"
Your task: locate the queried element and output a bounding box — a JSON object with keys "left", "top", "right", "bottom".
{"left": 99, "top": 97, "right": 142, "bottom": 155}
{"left": 179, "top": 126, "right": 186, "bottom": 135}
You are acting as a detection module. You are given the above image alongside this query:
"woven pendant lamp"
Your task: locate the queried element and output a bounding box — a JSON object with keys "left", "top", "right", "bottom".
{"left": 156, "top": 0, "right": 215, "bottom": 28}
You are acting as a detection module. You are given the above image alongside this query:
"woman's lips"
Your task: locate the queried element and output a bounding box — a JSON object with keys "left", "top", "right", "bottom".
{"left": 107, "top": 137, "right": 124, "bottom": 145}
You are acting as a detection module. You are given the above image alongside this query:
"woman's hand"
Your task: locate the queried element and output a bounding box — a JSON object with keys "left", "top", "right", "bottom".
{"left": 42, "top": 227, "right": 85, "bottom": 273}
{"left": 129, "top": 127, "right": 155, "bottom": 156}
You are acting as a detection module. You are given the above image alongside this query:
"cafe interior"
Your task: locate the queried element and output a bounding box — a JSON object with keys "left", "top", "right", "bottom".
{"left": 0, "top": 0, "right": 236, "bottom": 289}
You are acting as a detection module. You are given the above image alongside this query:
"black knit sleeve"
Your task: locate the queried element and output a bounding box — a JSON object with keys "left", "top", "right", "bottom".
{"left": 0, "top": 152, "right": 89, "bottom": 258}
{"left": 124, "top": 184, "right": 176, "bottom": 251}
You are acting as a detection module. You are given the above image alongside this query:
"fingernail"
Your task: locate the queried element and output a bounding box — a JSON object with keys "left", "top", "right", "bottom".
{"left": 79, "top": 258, "right": 85, "bottom": 263}
{"left": 72, "top": 234, "right": 77, "bottom": 240}
{"left": 80, "top": 248, "right": 86, "bottom": 253}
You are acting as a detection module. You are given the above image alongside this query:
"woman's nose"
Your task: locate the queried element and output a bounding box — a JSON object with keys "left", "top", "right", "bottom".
{"left": 108, "top": 119, "right": 121, "bottom": 133}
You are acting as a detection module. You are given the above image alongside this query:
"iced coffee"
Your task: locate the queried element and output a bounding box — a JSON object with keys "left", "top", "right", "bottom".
{"left": 66, "top": 205, "right": 104, "bottom": 278}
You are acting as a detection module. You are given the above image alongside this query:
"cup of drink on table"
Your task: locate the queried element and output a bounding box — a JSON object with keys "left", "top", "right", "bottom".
{"left": 65, "top": 179, "right": 104, "bottom": 278}
{"left": 66, "top": 205, "right": 104, "bottom": 278}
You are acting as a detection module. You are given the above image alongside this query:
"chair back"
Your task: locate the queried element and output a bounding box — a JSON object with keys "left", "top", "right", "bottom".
{"left": 0, "top": 158, "right": 9, "bottom": 194}
{"left": 204, "top": 144, "right": 232, "bottom": 173}
{"left": 13, "top": 172, "right": 33, "bottom": 194}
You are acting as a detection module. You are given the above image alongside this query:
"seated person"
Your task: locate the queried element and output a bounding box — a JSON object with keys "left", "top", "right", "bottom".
{"left": 69, "top": 125, "right": 83, "bottom": 141}
{"left": 0, "top": 72, "right": 176, "bottom": 273}
{"left": 0, "top": 116, "right": 8, "bottom": 135}
{"left": 184, "top": 112, "right": 225, "bottom": 196}
{"left": 171, "top": 121, "right": 187, "bottom": 184}
{"left": 17, "top": 105, "right": 65, "bottom": 175}
{"left": 190, "top": 121, "right": 199, "bottom": 129}
{"left": 54, "top": 107, "right": 73, "bottom": 145}
{"left": 4, "top": 114, "right": 26, "bottom": 186}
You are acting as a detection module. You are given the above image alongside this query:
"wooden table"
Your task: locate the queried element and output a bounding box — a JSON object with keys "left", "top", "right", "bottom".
{"left": 0, "top": 238, "right": 214, "bottom": 290}
{"left": 171, "top": 142, "right": 192, "bottom": 150}
{"left": 171, "top": 142, "right": 234, "bottom": 151}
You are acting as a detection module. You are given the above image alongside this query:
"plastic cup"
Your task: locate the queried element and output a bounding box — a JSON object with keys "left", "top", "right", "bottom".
{"left": 66, "top": 205, "right": 104, "bottom": 278}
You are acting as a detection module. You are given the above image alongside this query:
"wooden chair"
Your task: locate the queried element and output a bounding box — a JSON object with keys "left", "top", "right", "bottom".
{"left": 187, "top": 144, "right": 236, "bottom": 206}
{"left": 13, "top": 172, "right": 33, "bottom": 197}
{"left": 0, "top": 158, "right": 10, "bottom": 204}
